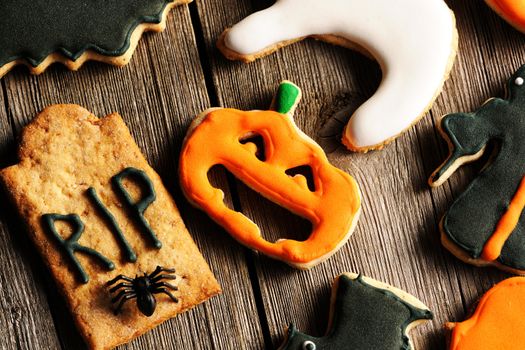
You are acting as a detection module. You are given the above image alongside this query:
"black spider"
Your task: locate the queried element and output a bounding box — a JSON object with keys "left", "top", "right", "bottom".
{"left": 106, "top": 266, "right": 179, "bottom": 316}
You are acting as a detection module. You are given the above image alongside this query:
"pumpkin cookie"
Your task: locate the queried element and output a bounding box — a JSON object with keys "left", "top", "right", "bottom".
{"left": 179, "top": 81, "right": 361, "bottom": 269}
{"left": 486, "top": 0, "right": 525, "bottom": 33}
{"left": 448, "top": 277, "right": 525, "bottom": 350}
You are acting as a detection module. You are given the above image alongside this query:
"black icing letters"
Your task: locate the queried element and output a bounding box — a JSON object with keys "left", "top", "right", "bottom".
{"left": 42, "top": 167, "right": 160, "bottom": 284}
{"left": 42, "top": 214, "right": 115, "bottom": 284}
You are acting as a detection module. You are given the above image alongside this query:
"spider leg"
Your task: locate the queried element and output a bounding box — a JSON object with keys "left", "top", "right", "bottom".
{"left": 112, "top": 291, "right": 136, "bottom": 306}
{"left": 109, "top": 282, "right": 133, "bottom": 293}
{"left": 152, "top": 281, "right": 178, "bottom": 291}
{"left": 148, "top": 266, "right": 176, "bottom": 279}
{"left": 110, "top": 289, "right": 135, "bottom": 303}
{"left": 152, "top": 288, "right": 179, "bottom": 302}
{"left": 106, "top": 275, "right": 134, "bottom": 287}
{"left": 113, "top": 294, "right": 137, "bottom": 315}
{"left": 151, "top": 274, "right": 177, "bottom": 283}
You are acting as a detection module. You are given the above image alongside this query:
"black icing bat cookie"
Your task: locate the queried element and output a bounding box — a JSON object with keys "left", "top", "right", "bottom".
{"left": 430, "top": 64, "right": 525, "bottom": 274}
{"left": 0, "top": 0, "right": 190, "bottom": 78}
{"left": 280, "top": 273, "right": 432, "bottom": 350}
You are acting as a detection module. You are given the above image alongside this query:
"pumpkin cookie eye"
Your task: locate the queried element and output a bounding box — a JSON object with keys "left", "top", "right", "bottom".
{"left": 302, "top": 340, "right": 316, "bottom": 350}
{"left": 515, "top": 77, "right": 524, "bottom": 86}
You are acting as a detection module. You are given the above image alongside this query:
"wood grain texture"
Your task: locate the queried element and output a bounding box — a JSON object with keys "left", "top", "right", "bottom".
{"left": 0, "top": 85, "right": 63, "bottom": 349}
{"left": 195, "top": 0, "right": 521, "bottom": 349}
{"left": 1, "top": 0, "right": 525, "bottom": 349}
{"left": 0, "top": 5, "right": 264, "bottom": 350}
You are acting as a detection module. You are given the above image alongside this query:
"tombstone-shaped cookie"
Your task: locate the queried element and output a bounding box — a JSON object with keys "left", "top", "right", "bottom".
{"left": 430, "top": 64, "right": 525, "bottom": 274}
{"left": 0, "top": 0, "right": 190, "bottom": 79}
{"left": 179, "top": 81, "right": 361, "bottom": 269}
{"left": 280, "top": 273, "right": 432, "bottom": 350}
{"left": 0, "top": 105, "right": 220, "bottom": 349}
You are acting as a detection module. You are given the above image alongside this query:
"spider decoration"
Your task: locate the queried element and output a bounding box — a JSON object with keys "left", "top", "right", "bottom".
{"left": 106, "top": 266, "right": 179, "bottom": 316}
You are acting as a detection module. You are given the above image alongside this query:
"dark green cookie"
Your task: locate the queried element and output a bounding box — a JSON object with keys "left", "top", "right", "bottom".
{"left": 280, "top": 274, "right": 432, "bottom": 350}
{"left": 0, "top": 0, "right": 187, "bottom": 77}
{"left": 430, "top": 64, "right": 525, "bottom": 272}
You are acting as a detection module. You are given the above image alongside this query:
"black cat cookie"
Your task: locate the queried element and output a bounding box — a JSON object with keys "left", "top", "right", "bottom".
{"left": 280, "top": 273, "right": 432, "bottom": 350}
{"left": 430, "top": 64, "right": 525, "bottom": 274}
{"left": 0, "top": 0, "right": 190, "bottom": 79}
{"left": 0, "top": 105, "right": 220, "bottom": 349}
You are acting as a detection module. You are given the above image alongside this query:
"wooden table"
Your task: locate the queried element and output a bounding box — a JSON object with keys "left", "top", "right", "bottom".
{"left": 0, "top": 0, "right": 521, "bottom": 349}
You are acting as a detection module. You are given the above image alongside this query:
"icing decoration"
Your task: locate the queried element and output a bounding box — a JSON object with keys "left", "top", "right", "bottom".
{"left": 42, "top": 214, "right": 115, "bottom": 283}
{"left": 449, "top": 277, "right": 525, "bottom": 350}
{"left": 301, "top": 340, "right": 316, "bottom": 350}
{"left": 42, "top": 167, "right": 160, "bottom": 283}
{"left": 0, "top": 0, "right": 187, "bottom": 77}
{"left": 220, "top": 0, "right": 457, "bottom": 151}
{"left": 485, "top": 0, "right": 525, "bottom": 33}
{"left": 430, "top": 64, "right": 525, "bottom": 271}
{"left": 112, "top": 167, "right": 162, "bottom": 249}
{"left": 179, "top": 81, "right": 361, "bottom": 268}
{"left": 280, "top": 273, "right": 432, "bottom": 350}
{"left": 86, "top": 187, "right": 137, "bottom": 262}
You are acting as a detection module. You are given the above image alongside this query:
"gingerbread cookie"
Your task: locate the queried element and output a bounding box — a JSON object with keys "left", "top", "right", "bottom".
{"left": 280, "top": 273, "right": 432, "bottom": 350}
{"left": 429, "top": 65, "right": 525, "bottom": 274}
{"left": 486, "top": 0, "right": 525, "bottom": 33}
{"left": 0, "top": 105, "right": 220, "bottom": 349}
{"left": 0, "top": 0, "right": 190, "bottom": 79}
{"left": 179, "top": 81, "right": 361, "bottom": 269}
{"left": 448, "top": 277, "right": 525, "bottom": 350}
{"left": 217, "top": 0, "right": 458, "bottom": 152}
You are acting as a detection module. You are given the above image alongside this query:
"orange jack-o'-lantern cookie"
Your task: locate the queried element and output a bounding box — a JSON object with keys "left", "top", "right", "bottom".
{"left": 448, "top": 277, "right": 525, "bottom": 350}
{"left": 179, "top": 81, "right": 361, "bottom": 269}
{"left": 486, "top": 0, "right": 525, "bottom": 33}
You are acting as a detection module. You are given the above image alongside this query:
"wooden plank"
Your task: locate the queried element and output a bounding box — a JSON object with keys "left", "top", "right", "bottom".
{"left": 195, "top": 0, "right": 518, "bottom": 348}
{"left": 0, "top": 85, "right": 63, "bottom": 349}
{"left": 1, "top": 5, "right": 265, "bottom": 350}
{"left": 423, "top": 0, "right": 519, "bottom": 319}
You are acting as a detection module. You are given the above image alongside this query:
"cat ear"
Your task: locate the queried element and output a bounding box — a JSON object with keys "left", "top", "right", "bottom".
{"left": 429, "top": 112, "right": 492, "bottom": 187}
{"left": 507, "top": 64, "right": 525, "bottom": 99}
{"left": 279, "top": 323, "right": 300, "bottom": 350}
{"left": 271, "top": 81, "right": 302, "bottom": 117}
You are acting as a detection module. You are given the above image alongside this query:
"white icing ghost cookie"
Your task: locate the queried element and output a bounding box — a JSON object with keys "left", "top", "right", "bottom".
{"left": 217, "top": 0, "right": 458, "bottom": 152}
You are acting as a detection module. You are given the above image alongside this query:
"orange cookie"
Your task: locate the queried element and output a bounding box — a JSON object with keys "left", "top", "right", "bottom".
{"left": 448, "top": 277, "right": 525, "bottom": 350}
{"left": 179, "top": 81, "right": 361, "bottom": 269}
{"left": 486, "top": 0, "right": 525, "bottom": 33}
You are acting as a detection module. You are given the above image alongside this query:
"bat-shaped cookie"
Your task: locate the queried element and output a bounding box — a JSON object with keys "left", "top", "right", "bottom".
{"left": 0, "top": 0, "right": 190, "bottom": 78}
{"left": 280, "top": 273, "right": 432, "bottom": 350}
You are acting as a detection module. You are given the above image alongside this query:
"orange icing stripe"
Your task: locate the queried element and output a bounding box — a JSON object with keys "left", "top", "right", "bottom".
{"left": 481, "top": 175, "right": 525, "bottom": 261}
{"left": 179, "top": 108, "right": 360, "bottom": 267}
{"left": 450, "top": 277, "right": 525, "bottom": 350}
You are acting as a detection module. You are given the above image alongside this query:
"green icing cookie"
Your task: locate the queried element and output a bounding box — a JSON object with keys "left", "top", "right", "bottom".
{"left": 0, "top": 0, "right": 185, "bottom": 76}
{"left": 280, "top": 274, "right": 432, "bottom": 350}
{"left": 430, "top": 64, "right": 525, "bottom": 272}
